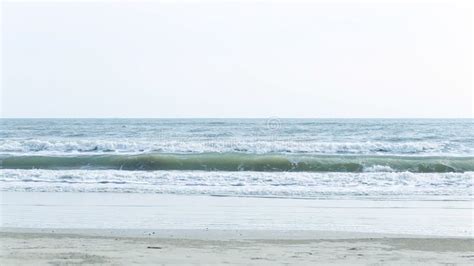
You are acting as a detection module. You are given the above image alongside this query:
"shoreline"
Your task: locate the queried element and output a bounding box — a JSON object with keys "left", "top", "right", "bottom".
{"left": 2, "top": 191, "right": 472, "bottom": 237}
{"left": 2, "top": 191, "right": 473, "bottom": 264}
{"left": 2, "top": 227, "right": 462, "bottom": 240}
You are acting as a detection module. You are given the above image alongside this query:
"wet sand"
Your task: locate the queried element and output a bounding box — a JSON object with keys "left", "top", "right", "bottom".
{"left": 1, "top": 192, "right": 472, "bottom": 264}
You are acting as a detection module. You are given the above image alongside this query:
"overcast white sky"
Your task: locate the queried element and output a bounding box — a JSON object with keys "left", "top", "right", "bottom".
{"left": 1, "top": 1, "right": 472, "bottom": 118}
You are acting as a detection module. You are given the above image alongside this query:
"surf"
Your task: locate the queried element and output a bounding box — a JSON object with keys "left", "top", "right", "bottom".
{"left": 1, "top": 153, "right": 472, "bottom": 173}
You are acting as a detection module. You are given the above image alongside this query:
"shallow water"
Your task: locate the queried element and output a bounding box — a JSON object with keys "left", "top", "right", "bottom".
{"left": 2, "top": 192, "right": 472, "bottom": 236}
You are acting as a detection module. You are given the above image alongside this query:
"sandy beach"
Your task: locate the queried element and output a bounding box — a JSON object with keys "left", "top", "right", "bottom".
{"left": 1, "top": 228, "right": 473, "bottom": 265}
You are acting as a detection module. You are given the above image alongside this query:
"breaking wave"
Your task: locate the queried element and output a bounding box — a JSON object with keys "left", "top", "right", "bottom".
{"left": 0, "top": 139, "right": 470, "bottom": 155}
{"left": 1, "top": 153, "right": 472, "bottom": 173}
{"left": 0, "top": 169, "right": 471, "bottom": 200}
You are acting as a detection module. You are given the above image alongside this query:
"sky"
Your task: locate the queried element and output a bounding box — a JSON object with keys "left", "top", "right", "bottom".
{"left": 1, "top": 1, "right": 472, "bottom": 118}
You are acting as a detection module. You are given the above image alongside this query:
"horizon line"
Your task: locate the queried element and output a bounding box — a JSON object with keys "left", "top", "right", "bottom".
{"left": 0, "top": 117, "right": 472, "bottom": 120}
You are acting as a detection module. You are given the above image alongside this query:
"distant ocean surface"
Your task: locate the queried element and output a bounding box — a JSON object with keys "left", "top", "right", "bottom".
{"left": 1, "top": 119, "right": 472, "bottom": 200}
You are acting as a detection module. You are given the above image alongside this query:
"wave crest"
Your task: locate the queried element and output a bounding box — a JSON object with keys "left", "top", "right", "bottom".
{"left": 1, "top": 153, "right": 472, "bottom": 173}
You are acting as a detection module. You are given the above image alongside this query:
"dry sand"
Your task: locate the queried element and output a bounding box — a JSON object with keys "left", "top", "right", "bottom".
{"left": 1, "top": 228, "right": 473, "bottom": 265}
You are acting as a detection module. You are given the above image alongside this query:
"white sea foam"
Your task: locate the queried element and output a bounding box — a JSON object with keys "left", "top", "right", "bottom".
{"left": 1, "top": 169, "right": 472, "bottom": 200}
{"left": 363, "top": 165, "right": 396, "bottom": 172}
{"left": 0, "top": 139, "right": 468, "bottom": 156}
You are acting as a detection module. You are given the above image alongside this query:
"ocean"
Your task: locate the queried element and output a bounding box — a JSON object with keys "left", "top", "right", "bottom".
{"left": 1, "top": 118, "right": 472, "bottom": 200}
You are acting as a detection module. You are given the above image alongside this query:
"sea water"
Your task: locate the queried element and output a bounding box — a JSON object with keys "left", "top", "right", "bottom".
{"left": 1, "top": 119, "right": 472, "bottom": 200}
